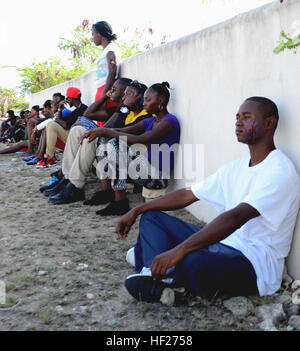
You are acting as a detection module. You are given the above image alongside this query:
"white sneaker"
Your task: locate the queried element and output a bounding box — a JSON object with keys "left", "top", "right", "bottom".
{"left": 126, "top": 247, "right": 135, "bottom": 267}
{"left": 127, "top": 266, "right": 174, "bottom": 284}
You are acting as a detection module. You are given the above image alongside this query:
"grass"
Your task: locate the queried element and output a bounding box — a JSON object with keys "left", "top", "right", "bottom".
{"left": 38, "top": 309, "right": 52, "bottom": 325}
{"left": 16, "top": 273, "right": 41, "bottom": 286}
{"left": 0, "top": 295, "right": 19, "bottom": 309}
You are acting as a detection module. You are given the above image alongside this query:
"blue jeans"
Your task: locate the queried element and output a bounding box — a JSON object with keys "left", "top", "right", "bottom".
{"left": 134, "top": 210, "right": 258, "bottom": 298}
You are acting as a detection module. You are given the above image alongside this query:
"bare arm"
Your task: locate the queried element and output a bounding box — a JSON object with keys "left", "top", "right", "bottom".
{"left": 55, "top": 101, "right": 67, "bottom": 129}
{"left": 102, "top": 51, "right": 117, "bottom": 97}
{"left": 116, "top": 188, "right": 198, "bottom": 239}
{"left": 83, "top": 94, "right": 110, "bottom": 121}
{"left": 83, "top": 119, "right": 173, "bottom": 145}
{"left": 82, "top": 120, "right": 147, "bottom": 143}
{"left": 55, "top": 118, "right": 67, "bottom": 129}
{"left": 106, "top": 120, "right": 173, "bottom": 145}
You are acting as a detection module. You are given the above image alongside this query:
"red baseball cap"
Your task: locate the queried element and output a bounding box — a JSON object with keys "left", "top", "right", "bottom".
{"left": 66, "top": 87, "right": 81, "bottom": 99}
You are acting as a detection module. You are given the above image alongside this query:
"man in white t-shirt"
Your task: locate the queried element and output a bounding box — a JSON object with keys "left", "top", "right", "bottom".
{"left": 116, "top": 96, "right": 300, "bottom": 303}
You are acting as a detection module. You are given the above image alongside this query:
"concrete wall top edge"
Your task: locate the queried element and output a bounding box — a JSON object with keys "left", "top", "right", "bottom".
{"left": 121, "top": 0, "right": 277, "bottom": 65}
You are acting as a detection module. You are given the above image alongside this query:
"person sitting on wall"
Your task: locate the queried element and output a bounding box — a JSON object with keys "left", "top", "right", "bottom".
{"left": 116, "top": 96, "right": 300, "bottom": 304}
{"left": 46, "top": 82, "right": 180, "bottom": 217}
{"left": 43, "top": 80, "right": 151, "bottom": 205}
{"left": 38, "top": 87, "right": 88, "bottom": 168}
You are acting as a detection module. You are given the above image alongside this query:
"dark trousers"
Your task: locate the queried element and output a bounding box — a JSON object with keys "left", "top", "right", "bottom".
{"left": 134, "top": 210, "right": 259, "bottom": 298}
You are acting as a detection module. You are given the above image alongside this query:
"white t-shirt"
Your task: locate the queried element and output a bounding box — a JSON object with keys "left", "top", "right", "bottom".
{"left": 95, "top": 42, "right": 121, "bottom": 88}
{"left": 191, "top": 149, "right": 300, "bottom": 296}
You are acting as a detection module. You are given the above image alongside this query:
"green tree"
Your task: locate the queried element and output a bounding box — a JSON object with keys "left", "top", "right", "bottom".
{"left": 58, "top": 19, "right": 101, "bottom": 68}
{"left": 5, "top": 57, "right": 89, "bottom": 95}
{"left": 2, "top": 19, "right": 171, "bottom": 95}
{"left": 273, "top": 30, "right": 300, "bottom": 54}
{"left": 0, "top": 87, "right": 29, "bottom": 117}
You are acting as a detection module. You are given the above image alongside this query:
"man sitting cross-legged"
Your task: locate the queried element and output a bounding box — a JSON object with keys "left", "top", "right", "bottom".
{"left": 116, "top": 96, "right": 300, "bottom": 303}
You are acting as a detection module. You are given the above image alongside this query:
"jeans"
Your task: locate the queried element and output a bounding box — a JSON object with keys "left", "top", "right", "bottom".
{"left": 134, "top": 210, "right": 258, "bottom": 298}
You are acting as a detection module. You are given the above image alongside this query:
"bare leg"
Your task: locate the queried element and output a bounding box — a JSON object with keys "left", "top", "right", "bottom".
{"left": 35, "top": 129, "right": 46, "bottom": 159}
{"left": 27, "top": 119, "right": 38, "bottom": 154}
{"left": 101, "top": 179, "right": 111, "bottom": 191}
{"left": 115, "top": 189, "right": 126, "bottom": 201}
{"left": 58, "top": 169, "right": 64, "bottom": 179}
{"left": 0, "top": 141, "right": 28, "bottom": 154}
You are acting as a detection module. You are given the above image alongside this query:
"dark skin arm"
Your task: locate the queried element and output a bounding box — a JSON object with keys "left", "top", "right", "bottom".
{"left": 55, "top": 100, "right": 67, "bottom": 129}
{"left": 117, "top": 188, "right": 198, "bottom": 239}
{"left": 79, "top": 121, "right": 145, "bottom": 146}
{"left": 116, "top": 188, "right": 260, "bottom": 281}
{"left": 82, "top": 119, "right": 174, "bottom": 145}
{"left": 55, "top": 118, "right": 67, "bottom": 129}
{"left": 102, "top": 112, "right": 121, "bottom": 128}
{"left": 102, "top": 52, "right": 117, "bottom": 97}
{"left": 83, "top": 92, "right": 110, "bottom": 122}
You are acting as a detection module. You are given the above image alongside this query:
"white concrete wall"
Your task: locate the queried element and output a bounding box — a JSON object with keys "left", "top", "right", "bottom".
{"left": 30, "top": 0, "right": 300, "bottom": 279}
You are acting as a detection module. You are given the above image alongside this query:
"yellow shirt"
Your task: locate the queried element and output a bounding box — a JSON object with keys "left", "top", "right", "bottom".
{"left": 125, "top": 109, "right": 149, "bottom": 125}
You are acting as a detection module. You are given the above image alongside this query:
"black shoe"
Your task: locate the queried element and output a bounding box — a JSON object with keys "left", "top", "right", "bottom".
{"left": 39, "top": 176, "right": 60, "bottom": 193}
{"left": 125, "top": 274, "right": 169, "bottom": 303}
{"left": 48, "top": 182, "right": 85, "bottom": 205}
{"left": 96, "top": 198, "right": 130, "bottom": 216}
{"left": 125, "top": 272, "right": 186, "bottom": 304}
{"left": 83, "top": 189, "right": 114, "bottom": 206}
{"left": 144, "top": 179, "right": 168, "bottom": 190}
{"left": 50, "top": 168, "right": 62, "bottom": 178}
{"left": 133, "top": 183, "right": 143, "bottom": 194}
{"left": 43, "top": 178, "right": 69, "bottom": 197}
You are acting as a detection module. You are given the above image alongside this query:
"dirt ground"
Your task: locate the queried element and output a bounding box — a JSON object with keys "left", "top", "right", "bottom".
{"left": 0, "top": 145, "right": 297, "bottom": 331}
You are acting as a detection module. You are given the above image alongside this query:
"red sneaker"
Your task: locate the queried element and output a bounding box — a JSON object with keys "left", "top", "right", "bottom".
{"left": 16, "top": 148, "right": 29, "bottom": 155}
{"left": 36, "top": 154, "right": 57, "bottom": 168}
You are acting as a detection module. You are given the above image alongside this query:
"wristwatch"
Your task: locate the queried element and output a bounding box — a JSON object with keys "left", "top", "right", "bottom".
{"left": 119, "top": 106, "right": 130, "bottom": 115}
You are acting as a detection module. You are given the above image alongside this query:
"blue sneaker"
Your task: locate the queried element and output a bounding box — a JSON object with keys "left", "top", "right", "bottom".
{"left": 26, "top": 157, "right": 41, "bottom": 165}
{"left": 43, "top": 178, "right": 68, "bottom": 197}
{"left": 23, "top": 155, "right": 35, "bottom": 162}
{"left": 39, "top": 176, "right": 60, "bottom": 193}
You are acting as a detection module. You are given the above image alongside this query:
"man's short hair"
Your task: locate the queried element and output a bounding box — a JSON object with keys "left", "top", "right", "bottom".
{"left": 117, "top": 78, "right": 132, "bottom": 89}
{"left": 31, "top": 105, "right": 40, "bottom": 113}
{"left": 245, "top": 96, "right": 279, "bottom": 131}
{"left": 43, "top": 100, "right": 52, "bottom": 109}
{"left": 53, "top": 92, "right": 65, "bottom": 101}
{"left": 7, "top": 110, "right": 14, "bottom": 116}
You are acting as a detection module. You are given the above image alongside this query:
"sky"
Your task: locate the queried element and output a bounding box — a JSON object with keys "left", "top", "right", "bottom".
{"left": 0, "top": 0, "right": 274, "bottom": 92}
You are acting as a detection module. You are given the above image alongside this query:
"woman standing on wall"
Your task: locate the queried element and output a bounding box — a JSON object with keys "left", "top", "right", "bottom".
{"left": 92, "top": 21, "right": 121, "bottom": 126}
